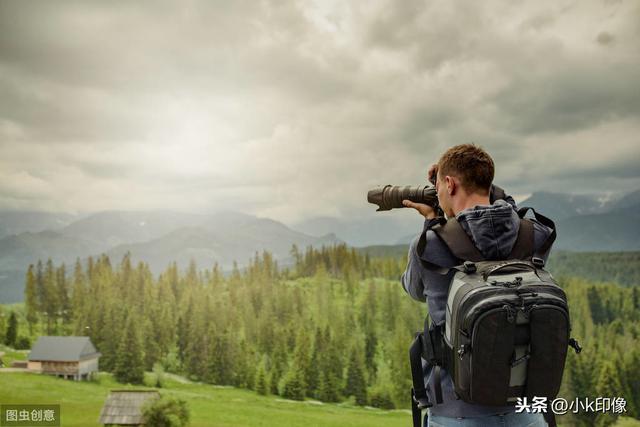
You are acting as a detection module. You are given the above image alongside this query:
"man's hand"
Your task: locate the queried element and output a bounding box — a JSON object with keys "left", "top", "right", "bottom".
{"left": 402, "top": 199, "right": 437, "bottom": 219}
{"left": 427, "top": 163, "right": 438, "bottom": 185}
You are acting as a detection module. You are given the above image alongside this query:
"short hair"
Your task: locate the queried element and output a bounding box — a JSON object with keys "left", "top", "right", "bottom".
{"left": 437, "top": 144, "right": 494, "bottom": 195}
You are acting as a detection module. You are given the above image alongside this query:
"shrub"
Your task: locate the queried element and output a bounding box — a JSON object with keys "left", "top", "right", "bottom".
{"left": 368, "top": 387, "right": 395, "bottom": 409}
{"left": 142, "top": 395, "right": 190, "bottom": 427}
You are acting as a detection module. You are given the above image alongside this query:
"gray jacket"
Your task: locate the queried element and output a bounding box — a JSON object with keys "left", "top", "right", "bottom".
{"left": 401, "top": 198, "right": 554, "bottom": 418}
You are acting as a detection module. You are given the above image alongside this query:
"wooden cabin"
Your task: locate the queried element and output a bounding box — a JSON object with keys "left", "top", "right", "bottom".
{"left": 99, "top": 390, "right": 160, "bottom": 426}
{"left": 27, "top": 336, "right": 101, "bottom": 380}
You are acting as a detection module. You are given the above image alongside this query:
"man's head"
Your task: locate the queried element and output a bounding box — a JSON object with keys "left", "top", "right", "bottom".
{"left": 435, "top": 144, "right": 494, "bottom": 217}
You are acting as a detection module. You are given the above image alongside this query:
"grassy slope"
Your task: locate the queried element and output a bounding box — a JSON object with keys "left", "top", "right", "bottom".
{"left": 0, "top": 372, "right": 409, "bottom": 427}
{"left": 2, "top": 371, "right": 639, "bottom": 426}
{"left": 0, "top": 345, "right": 28, "bottom": 366}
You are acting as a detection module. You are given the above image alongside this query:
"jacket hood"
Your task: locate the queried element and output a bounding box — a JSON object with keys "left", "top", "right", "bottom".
{"left": 455, "top": 199, "right": 520, "bottom": 260}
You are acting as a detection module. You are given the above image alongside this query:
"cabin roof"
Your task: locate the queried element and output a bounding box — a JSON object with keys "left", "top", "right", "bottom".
{"left": 28, "top": 336, "right": 101, "bottom": 362}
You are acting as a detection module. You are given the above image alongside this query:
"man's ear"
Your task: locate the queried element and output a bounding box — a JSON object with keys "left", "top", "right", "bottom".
{"left": 445, "top": 175, "right": 456, "bottom": 196}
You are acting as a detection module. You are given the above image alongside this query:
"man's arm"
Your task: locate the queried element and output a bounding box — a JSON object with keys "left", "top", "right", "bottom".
{"left": 401, "top": 234, "right": 426, "bottom": 302}
{"left": 401, "top": 217, "right": 443, "bottom": 302}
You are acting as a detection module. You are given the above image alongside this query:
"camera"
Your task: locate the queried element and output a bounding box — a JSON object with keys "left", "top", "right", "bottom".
{"left": 367, "top": 185, "right": 440, "bottom": 212}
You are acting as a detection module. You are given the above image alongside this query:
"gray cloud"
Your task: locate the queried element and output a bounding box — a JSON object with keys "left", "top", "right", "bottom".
{"left": 0, "top": 0, "right": 639, "bottom": 222}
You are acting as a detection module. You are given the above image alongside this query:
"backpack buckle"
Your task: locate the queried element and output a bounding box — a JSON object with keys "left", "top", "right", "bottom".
{"left": 569, "top": 338, "right": 582, "bottom": 354}
{"left": 457, "top": 344, "right": 468, "bottom": 359}
{"left": 412, "top": 393, "right": 433, "bottom": 409}
{"left": 532, "top": 257, "right": 545, "bottom": 268}
{"left": 463, "top": 261, "right": 476, "bottom": 274}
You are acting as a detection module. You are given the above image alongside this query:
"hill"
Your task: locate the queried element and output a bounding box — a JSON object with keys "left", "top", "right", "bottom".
{"left": 0, "top": 372, "right": 409, "bottom": 427}
{"left": 0, "top": 210, "right": 340, "bottom": 303}
{"left": 106, "top": 221, "right": 340, "bottom": 275}
{"left": 553, "top": 210, "right": 640, "bottom": 251}
{"left": 290, "top": 213, "right": 419, "bottom": 247}
{"left": 0, "top": 211, "right": 80, "bottom": 240}
{"left": 518, "top": 191, "right": 611, "bottom": 221}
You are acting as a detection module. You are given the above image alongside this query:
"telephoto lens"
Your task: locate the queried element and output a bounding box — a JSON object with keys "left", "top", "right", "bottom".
{"left": 367, "top": 185, "right": 439, "bottom": 211}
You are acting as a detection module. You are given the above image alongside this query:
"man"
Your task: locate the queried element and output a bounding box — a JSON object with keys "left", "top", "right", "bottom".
{"left": 401, "top": 144, "right": 552, "bottom": 427}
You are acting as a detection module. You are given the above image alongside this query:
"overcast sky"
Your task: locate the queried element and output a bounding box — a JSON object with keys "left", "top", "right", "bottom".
{"left": 0, "top": 0, "right": 638, "bottom": 223}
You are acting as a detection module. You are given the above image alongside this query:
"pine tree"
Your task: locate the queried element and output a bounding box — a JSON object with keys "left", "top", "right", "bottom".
{"left": 307, "top": 328, "right": 324, "bottom": 398}
{"left": 317, "top": 371, "right": 340, "bottom": 402}
{"left": 71, "top": 259, "right": 87, "bottom": 335}
{"left": 56, "top": 263, "right": 70, "bottom": 332}
{"left": 282, "top": 364, "right": 305, "bottom": 401}
{"left": 594, "top": 359, "right": 623, "bottom": 427}
{"left": 268, "top": 332, "right": 288, "bottom": 395}
{"left": 42, "top": 259, "right": 59, "bottom": 334}
{"left": 234, "top": 339, "right": 255, "bottom": 389}
{"left": 4, "top": 312, "right": 17, "bottom": 347}
{"left": 255, "top": 357, "right": 269, "bottom": 395}
{"left": 184, "top": 293, "right": 209, "bottom": 380}
{"left": 35, "top": 260, "right": 44, "bottom": 313}
{"left": 368, "top": 345, "right": 395, "bottom": 409}
{"left": 113, "top": 312, "right": 145, "bottom": 384}
{"left": 24, "top": 265, "right": 38, "bottom": 335}
{"left": 624, "top": 348, "right": 640, "bottom": 419}
{"left": 344, "top": 350, "right": 367, "bottom": 405}
{"left": 269, "top": 368, "right": 281, "bottom": 396}
{"left": 206, "top": 329, "right": 235, "bottom": 385}
{"left": 290, "top": 327, "right": 312, "bottom": 396}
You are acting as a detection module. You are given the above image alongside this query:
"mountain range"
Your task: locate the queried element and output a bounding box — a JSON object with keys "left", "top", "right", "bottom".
{"left": 0, "top": 210, "right": 339, "bottom": 303}
{"left": 0, "top": 188, "right": 637, "bottom": 303}
{"left": 291, "top": 189, "right": 640, "bottom": 249}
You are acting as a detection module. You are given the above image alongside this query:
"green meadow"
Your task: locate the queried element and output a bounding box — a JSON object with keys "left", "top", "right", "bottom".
{"left": 0, "top": 372, "right": 409, "bottom": 427}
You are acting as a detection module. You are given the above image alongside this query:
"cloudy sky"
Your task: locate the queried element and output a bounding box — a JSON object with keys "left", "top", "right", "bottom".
{"left": 0, "top": 0, "right": 638, "bottom": 223}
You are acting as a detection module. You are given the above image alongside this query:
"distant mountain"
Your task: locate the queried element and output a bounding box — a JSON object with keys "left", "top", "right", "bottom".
{"left": 290, "top": 214, "right": 422, "bottom": 247}
{"left": 107, "top": 222, "right": 340, "bottom": 275}
{"left": 0, "top": 211, "right": 81, "bottom": 240}
{"left": 0, "top": 269, "right": 29, "bottom": 305}
{"left": 609, "top": 189, "right": 640, "bottom": 210}
{"left": 354, "top": 244, "right": 409, "bottom": 259}
{"left": 0, "top": 210, "right": 341, "bottom": 303}
{"left": 554, "top": 209, "right": 640, "bottom": 251}
{"left": 0, "top": 230, "right": 95, "bottom": 271}
{"left": 58, "top": 210, "right": 209, "bottom": 253}
{"left": 518, "top": 190, "right": 639, "bottom": 251}
{"left": 380, "top": 189, "right": 640, "bottom": 249}
{"left": 518, "top": 192, "right": 612, "bottom": 221}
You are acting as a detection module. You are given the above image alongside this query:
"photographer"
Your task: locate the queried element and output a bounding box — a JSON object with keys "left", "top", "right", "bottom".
{"left": 401, "top": 144, "right": 553, "bottom": 427}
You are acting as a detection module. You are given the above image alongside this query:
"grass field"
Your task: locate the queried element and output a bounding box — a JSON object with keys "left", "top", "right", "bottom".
{"left": 0, "top": 371, "right": 410, "bottom": 427}
{"left": 2, "top": 371, "right": 640, "bottom": 426}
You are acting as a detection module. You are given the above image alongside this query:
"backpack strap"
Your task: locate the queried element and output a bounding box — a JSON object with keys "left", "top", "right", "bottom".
{"left": 507, "top": 218, "right": 535, "bottom": 260}
{"left": 516, "top": 207, "right": 557, "bottom": 259}
{"left": 433, "top": 209, "right": 553, "bottom": 263}
{"left": 431, "top": 219, "right": 484, "bottom": 262}
{"left": 409, "top": 332, "right": 432, "bottom": 427}
{"left": 415, "top": 219, "right": 453, "bottom": 274}
{"left": 491, "top": 184, "right": 507, "bottom": 202}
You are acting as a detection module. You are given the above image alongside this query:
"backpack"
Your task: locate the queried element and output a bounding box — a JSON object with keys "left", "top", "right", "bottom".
{"left": 409, "top": 207, "right": 582, "bottom": 427}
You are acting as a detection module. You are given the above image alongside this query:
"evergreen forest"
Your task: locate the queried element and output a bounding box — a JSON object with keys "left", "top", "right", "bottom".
{"left": 1, "top": 244, "right": 639, "bottom": 427}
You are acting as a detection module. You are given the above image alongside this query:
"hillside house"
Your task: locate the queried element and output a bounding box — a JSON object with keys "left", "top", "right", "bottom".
{"left": 99, "top": 390, "right": 160, "bottom": 426}
{"left": 28, "top": 336, "right": 101, "bottom": 380}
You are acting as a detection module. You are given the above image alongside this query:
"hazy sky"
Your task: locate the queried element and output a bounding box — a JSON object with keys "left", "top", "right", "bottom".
{"left": 0, "top": 0, "right": 639, "bottom": 223}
